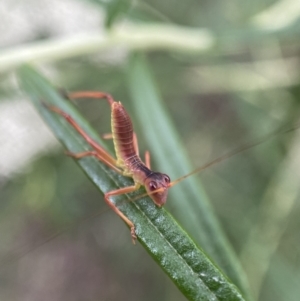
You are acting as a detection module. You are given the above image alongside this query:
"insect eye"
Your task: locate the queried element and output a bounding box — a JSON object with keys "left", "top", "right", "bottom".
{"left": 149, "top": 181, "right": 157, "bottom": 191}
{"left": 163, "top": 175, "right": 170, "bottom": 183}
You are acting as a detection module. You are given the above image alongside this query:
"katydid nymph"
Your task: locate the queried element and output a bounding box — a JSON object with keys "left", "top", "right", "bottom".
{"left": 45, "top": 90, "right": 297, "bottom": 244}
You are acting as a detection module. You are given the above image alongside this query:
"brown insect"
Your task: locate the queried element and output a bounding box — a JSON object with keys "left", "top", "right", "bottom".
{"left": 47, "top": 91, "right": 177, "bottom": 244}
{"left": 47, "top": 91, "right": 296, "bottom": 244}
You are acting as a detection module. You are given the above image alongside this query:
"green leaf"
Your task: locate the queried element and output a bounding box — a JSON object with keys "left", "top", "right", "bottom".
{"left": 18, "top": 65, "right": 245, "bottom": 301}
{"left": 127, "top": 54, "right": 252, "bottom": 300}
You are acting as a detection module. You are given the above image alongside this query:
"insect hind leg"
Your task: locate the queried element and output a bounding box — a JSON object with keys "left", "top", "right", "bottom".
{"left": 45, "top": 104, "right": 122, "bottom": 174}
{"left": 65, "top": 91, "right": 115, "bottom": 106}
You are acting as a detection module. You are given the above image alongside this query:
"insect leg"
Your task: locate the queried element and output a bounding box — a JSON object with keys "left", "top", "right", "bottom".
{"left": 65, "top": 151, "right": 122, "bottom": 173}
{"left": 102, "top": 133, "right": 113, "bottom": 139}
{"left": 132, "top": 133, "right": 139, "bottom": 156}
{"left": 46, "top": 105, "right": 121, "bottom": 173}
{"left": 64, "top": 90, "right": 144, "bottom": 162}
{"left": 64, "top": 90, "right": 142, "bottom": 154}
{"left": 105, "top": 183, "right": 141, "bottom": 244}
{"left": 131, "top": 133, "right": 151, "bottom": 168}
{"left": 66, "top": 91, "right": 115, "bottom": 106}
{"left": 145, "top": 151, "right": 151, "bottom": 169}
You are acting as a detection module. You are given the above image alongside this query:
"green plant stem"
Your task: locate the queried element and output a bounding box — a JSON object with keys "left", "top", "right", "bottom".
{"left": 0, "top": 24, "right": 213, "bottom": 72}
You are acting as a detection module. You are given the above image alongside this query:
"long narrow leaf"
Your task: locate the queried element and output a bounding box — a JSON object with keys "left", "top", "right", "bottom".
{"left": 127, "top": 54, "right": 252, "bottom": 300}
{"left": 18, "top": 65, "right": 245, "bottom": 301}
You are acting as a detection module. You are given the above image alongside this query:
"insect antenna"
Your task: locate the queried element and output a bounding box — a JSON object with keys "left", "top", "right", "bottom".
{"left": 168, "top": 122, "right": 300, "bottom": 188}
{"left": 125, "top": 122, "right": 300, "bottom": 203}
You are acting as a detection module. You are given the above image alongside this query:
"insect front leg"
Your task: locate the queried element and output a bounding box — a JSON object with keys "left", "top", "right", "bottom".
{"left": 104, "top": 183, "right": 141, "bottom": 244}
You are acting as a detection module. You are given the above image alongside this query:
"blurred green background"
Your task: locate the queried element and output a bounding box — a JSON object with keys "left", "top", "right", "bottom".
{"left": 1, "top": 0, "right": 300, "bottom": 300}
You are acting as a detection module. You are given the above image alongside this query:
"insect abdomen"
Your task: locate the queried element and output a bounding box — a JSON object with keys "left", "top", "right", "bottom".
{"left": 111, "top": 102, "right": 136, "bottom": 163}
